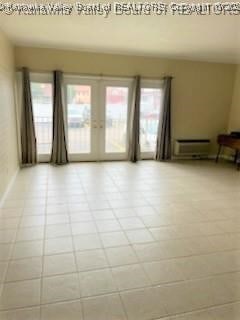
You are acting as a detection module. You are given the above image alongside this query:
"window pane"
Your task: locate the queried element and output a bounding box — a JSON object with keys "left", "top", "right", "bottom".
{"left": 105, "top": 87, "right": 128, "bottom": 153}
{"left": 31, "top": 82, "right": 53, "bottom": 154}
{"left": 67, "top": 85, "right": 91, "bottom": 154}
{"left": 140, "top": 88, "right": 162, "bottom": 153}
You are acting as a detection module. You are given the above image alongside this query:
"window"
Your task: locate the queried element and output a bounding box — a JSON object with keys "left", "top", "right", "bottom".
{"left": 31, "top": 82, "right": 53, "bottom": 155}
{"left": 140, "top": 88, "right": 162, "bottom": 153}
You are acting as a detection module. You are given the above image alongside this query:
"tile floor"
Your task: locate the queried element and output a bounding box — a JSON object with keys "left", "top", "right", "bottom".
{"left": 0, "top": 160, "right": 240, "bottom": 319}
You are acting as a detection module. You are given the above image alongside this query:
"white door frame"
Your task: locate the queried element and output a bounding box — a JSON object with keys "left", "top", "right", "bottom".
{"left": 64, "top": 76, "right": 133, "bottom": 161}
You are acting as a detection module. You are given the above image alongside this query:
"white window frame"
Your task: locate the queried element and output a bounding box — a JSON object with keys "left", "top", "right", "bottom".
{"left": 30, "top": 73, "right": 53, "bottom": 162}
{"left": 140, "top": 79, "right": 164, "bottom": 160}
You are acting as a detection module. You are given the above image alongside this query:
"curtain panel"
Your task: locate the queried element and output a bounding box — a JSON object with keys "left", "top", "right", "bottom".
{"left": 20, "top": 67, "right": 37, "bottom": 166}
{"left": 155, "top": 76, "right": 172, "bottom": 161}
{"left": 128, "top": 75, "right": 141, "bottom": 163}
{"left": 51, "top": 70, "right": 69, "bottom": 165}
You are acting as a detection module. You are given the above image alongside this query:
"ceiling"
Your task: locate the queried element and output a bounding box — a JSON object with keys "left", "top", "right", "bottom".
{"left": 0, "top": 0, "right": 240, "bottom": 64}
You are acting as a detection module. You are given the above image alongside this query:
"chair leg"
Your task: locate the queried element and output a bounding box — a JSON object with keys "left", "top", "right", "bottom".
{"left": 216, "top": 145, "right": 222, "bottom": 163}
{"left": 234, "top": 150, "right": 239, "bottom": 163}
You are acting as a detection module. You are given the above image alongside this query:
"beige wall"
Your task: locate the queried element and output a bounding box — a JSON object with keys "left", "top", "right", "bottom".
{"left": 0, "top": 31, "right": 19, "bottom": 203}
{"left": 15, "top": 46, "right": 236, "bottom": 154}
{"left": 228, "top": 65, "right": 240, "bottom": 132}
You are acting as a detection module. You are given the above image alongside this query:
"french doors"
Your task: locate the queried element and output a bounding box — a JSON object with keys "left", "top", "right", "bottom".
{"left": 65, "top": 77, "right": 132, "bottom": 161}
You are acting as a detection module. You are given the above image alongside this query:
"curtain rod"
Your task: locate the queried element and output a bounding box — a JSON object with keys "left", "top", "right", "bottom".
{"left": 15, "top": 68, "right": 174, "bottom": 80}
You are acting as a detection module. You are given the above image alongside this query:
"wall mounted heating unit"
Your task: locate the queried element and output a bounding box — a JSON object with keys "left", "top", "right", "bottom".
{"left": 174, "top": 139, "right": 210, "bottom": 157}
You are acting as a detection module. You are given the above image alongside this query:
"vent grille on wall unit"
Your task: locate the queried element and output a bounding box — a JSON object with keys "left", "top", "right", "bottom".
{"left": 174, "top": 139, "right": 210, "bottom": 156}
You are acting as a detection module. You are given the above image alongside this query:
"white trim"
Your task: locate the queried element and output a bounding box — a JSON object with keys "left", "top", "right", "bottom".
{"left": 217, "top": 154, "right": 235, "bottom": 161}
{"left": 207, "top": 154, "right": 235, "bottom": 161}
{"left": 30, "top": 72, "right": 53, "bottom": 83}
{"left": 64, "top": 74, "right": 133, "bottom": 82}
{"left": 141, "top": 79, "right": 164, "bottom": 88}
{"left": 172, "top": 155, "right": 210, "bottom": 160}
{"left": 0, "top": 168, "right": 19, "bottom": 208}
{"left": 16, "top": 71, "right": 53, "bottom": 83}
{"left": 171, "top": 154, "right": 234, "bottom": 161}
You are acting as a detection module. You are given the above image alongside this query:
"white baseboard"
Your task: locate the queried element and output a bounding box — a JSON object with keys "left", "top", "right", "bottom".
{"left": 172, "top": 154, "right": 234, "bottom": 161}
{"left": 209, "top": 154, "right": 235, "bottom": 161}
{"left": 172, "top": 155, "right": 214, "bottom": 160}
{"left": 0, "top": 168, "right": 19, "bottom": 209}
{"left": 220, "top": 154, "right": 235, "bottom": 161}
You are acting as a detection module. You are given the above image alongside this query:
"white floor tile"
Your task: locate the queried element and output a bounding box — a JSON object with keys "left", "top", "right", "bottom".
{"left": 45, "top": 224, "right": 72, "bottom": 239}
{"left": 6, "top": 257, "right": 42, "bottom": 282}
{"left": 83, "top": 294, "right": 126, "bottom": 320}
{"left": 73, "top": 234, "right": 102, "bottom": 251}
{"left": 79, "top": 269, "right": 117, "bottom": 297}
{"left": 121, "top": 287, "right": 168, "bottom": 320}
{"left": 105, "top": 245, "right": 138, "bottom": 267}
{"left": 41, "top": 300, "right": 82, "bottom": 320}
{"left": 112, "top": 264, "right": 150, "bottom": 291}
{"left": 76, "top": 249, "right": 108, "bottom": 272}
{"left": 143, "top": 259, "right": 184, "bottom": 285}
{"left": 41, "top": 273, "right": 80, "bottom": 304}
{"left": 43, "top": 253, "right": 77, "bottom": 276}
{"left": 0, "top": 279, "right": 41, "bottom": 310}
{"left": 125, "top": 229, "right": 154, "bottom": 244}
{"left": 100, "top": 232, "right": 129, "bottom": 248}
{"left": 0, "top": 307, "right": 40, "bottom": 320}
{"left": 12, "top": 241, "right": 43, "bottom": 259}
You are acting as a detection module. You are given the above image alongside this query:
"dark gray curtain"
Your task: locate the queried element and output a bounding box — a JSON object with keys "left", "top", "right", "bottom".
{"left": 21, "top": 67, "right": 37, "bottom": 166}
{"left": 155, "top": 76, "right": 172, "bottom": 161}
{"left": 51, "top": 70, "right": 68, "bottom": 165}
{"left": 128, "top": 76, "right": 141, "bottom": 162}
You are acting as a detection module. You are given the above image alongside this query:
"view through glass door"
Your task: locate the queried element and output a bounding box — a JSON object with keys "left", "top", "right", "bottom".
{"left": 65, "top": 78, "right": 131, "bottom": 161}
{"left": 99, "top": 80, "right": 131, "bottom": 160}
{"left": 67, "top": 85, "right": 91, "bottom": 155}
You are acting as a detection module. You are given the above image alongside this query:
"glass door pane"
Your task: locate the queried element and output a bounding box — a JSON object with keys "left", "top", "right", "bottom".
{"left": 140, "top": 88, "right": 162, "bottom": 153}
{"left": 31, "top": 82, "right": 53, "bottom": 155}
{"left": 105, "top": 86, "right": 128, "bottom": 153}
{"left": 67, "top": 85, "right": 91, "bottom": 154}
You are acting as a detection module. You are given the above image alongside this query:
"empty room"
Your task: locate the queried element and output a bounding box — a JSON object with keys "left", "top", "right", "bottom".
{"left": 0, "top": 2, "right": 240, "bottom": 319}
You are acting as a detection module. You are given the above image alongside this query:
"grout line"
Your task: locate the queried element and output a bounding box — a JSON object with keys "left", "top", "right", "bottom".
{"left": 68, "top": 198, "right": 84, "bottom": 319}
{"left": 39, "top": 166, "right": 49, "bottom": 320}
